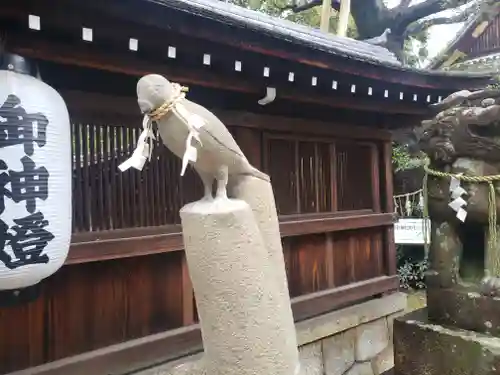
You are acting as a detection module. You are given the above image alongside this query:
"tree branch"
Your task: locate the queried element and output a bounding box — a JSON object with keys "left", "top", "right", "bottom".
{"left": 389, "top": 0, "right": 476, "bottom": 34}
{"left": 403, "top": 5, "right": 475, "bottom": 37}
{"left": 404, "top": 0, "right": 500, "bottom": 38}
{"left": 282, "top": 0, "right": 323, "bottom": 12}
{"left": 282, "top": 0, "right": 345, "bottom": 13}
{"left": 397, "top": 0, "right": 413, "bottom": 10}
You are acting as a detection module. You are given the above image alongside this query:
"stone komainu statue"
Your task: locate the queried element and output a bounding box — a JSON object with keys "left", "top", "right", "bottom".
{"left": 418, "top": 88, "right": 500, "bottom": 295}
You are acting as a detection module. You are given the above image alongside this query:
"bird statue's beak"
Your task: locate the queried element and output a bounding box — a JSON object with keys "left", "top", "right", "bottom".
{"left": 138, "top": 99, "right": 153, "bottom": 114}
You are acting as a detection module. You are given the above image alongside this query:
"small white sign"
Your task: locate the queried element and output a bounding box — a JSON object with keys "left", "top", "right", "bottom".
{"left": 394, "top": 218, "right": 431, "bottom": 245}
{"left": 129, "top": 38, "right": 139, "bottom": 51}
{"left": 28, "top": 15, "right": 41, "bottom": 30}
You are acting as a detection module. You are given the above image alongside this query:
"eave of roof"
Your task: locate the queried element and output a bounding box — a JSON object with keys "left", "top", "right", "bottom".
{"left": 153, "top": 0, "right": 403, "bottom": 67}
{"left": 147, "top": 0, "right": 492, "bottom": 80}
{"left": 428, "top": 6, "right": 500, "bottom": 70}
{"left": 36, "top": 0, "right": 493, "bottom": 90}
{"left": 451, "top": 52, "right": 500, "bottom": 72}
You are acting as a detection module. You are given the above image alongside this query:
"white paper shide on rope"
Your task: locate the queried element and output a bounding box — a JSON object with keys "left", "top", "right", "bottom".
{"left": 0, "top": 54, "right": 72, "bottom": 302}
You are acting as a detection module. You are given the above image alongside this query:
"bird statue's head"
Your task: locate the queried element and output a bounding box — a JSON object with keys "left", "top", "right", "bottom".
{"left": 136, "top": 74, "right": 177, "bottom": 115}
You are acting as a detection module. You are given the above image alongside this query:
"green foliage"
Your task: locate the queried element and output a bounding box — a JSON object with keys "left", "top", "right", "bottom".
{"left": 397, "top": 245, "right": 428, "bottom": 290}
{"left": 487, "top": 75, "right": 500, "bottom": 89}
{"left": 393, "top": 143, "right": 414, "bottom": 171}
{"left": 392, "top": 143, "right": 412, "bottom": 172}
{"left": 404, "top": 31, "right": 430, "bottom": 68}
{"left": 228, "top": 0, "right": 357, "bottom": 37}
{"left": 392, "top": 142, "right": 428, "bottom": 172}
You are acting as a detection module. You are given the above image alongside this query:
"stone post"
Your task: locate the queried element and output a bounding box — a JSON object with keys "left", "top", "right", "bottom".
{"left": 176, "top": 198, "right": 299, "bottom": 375}
{"left": 230, "top": 175, "right": 299, "bottom": 355}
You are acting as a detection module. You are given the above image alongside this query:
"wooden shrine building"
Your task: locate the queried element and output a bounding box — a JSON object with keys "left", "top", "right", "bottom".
{"left": 430, "top": 7, "right": 500, "bottom": 71}
{"left": 0, "top": 0, "right": 492, "bottom": 374}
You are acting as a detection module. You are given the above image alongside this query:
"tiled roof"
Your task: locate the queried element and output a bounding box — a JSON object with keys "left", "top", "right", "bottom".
{"left": 159, "top": 0, "right": 402, "bottom": 66}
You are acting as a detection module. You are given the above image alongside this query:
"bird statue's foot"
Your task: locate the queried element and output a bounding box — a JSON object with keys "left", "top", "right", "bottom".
{"left": 214, "top": 189, "right": 229, "bottom": 201}
{"left": 199, "top": 194, "right": 214, "bottom": 203}
{"left": 214, "top": 166, "right": 229, "bottom": 201}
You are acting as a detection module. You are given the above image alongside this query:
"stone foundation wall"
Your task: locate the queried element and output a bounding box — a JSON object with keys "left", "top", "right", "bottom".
{"left": 133, "top": 293, "right": 406, "bottom": 375}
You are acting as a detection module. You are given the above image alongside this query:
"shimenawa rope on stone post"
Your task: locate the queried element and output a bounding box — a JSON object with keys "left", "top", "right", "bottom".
{"left": 423, "top": 164, "right": 500, "bottom": 276}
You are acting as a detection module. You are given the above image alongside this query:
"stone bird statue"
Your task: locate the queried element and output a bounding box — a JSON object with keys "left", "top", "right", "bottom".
{"left": 131, "top": 74, "right": 269, "bottom": 202}
{"left": 119, "top": 74, "right": 299, "bottom": 375}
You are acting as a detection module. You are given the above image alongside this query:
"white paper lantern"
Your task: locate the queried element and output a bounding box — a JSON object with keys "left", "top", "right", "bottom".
{"left": 0, "top": 54, "right": 72, "bottom": 296}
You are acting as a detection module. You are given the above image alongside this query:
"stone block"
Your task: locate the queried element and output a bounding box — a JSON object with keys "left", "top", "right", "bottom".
{"left": 427, "top": 287, "right": 500, "bottom": 337}
{"left": 355, "top": 319, "right": 389, "bottom": 361}
{"left": 394, "top": 308, "right": 500, "bottom": 375}
{"left": 371, "top": 345, "right": 394, "bottom": 375}
{"left": 132, "top": 353, "right": 202, "bottom": 375}
{"left": 299, "top": 342, "right": 324, "bottom": 375}
{"left": 386, "top": 310, "right": 406, "bottom": 340}
{"left": 345, "top": 362, "right": 374, "bottom": 375}
{"left": 323, "top": 330, "right": 355, "bottom": 375}
{"left": 296, "top": 293, "right": 406, "bottom": 347}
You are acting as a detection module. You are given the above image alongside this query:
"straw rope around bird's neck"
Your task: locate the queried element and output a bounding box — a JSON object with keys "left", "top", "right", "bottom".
{"left": 118, "top": 83, "right": 190, "bottom": 173}
{"left": 148, "top": 83, "right": 189, "bottom": 122}
{"left": 423, "top": 164, "right": 500, "bottom": 276}
{"left": 146, "top": 83, "right": 207, "bottom": 177}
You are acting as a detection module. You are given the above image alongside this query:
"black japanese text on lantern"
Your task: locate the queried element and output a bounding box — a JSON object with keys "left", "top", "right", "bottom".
{"left": 0, "top": 94, "right": 53, "bottom": 270}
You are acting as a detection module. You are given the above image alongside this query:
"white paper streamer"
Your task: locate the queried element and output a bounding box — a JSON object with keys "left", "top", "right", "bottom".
{"left": 449, "top": 175, "right": 460, "bottom": 192}
{"left": 176, "top": 104, "right": 205, "bottom": 176}
{"left": 449, "top": 196, "right": 467, "bottom": 212}
{"left": 119, "top": 101, "right": 206, "bottom": 177}
{"left": 448, "top": 174, "right": 468, "bottom": 222}
{"left": 118, "top": 115, "right": 155, "bottom": 172}
{"left": 451, "top": 186, "right": 467, "bottom": 199}
{"left": 418, "top": 192, "right": 424, "bottom": 210}
{"left": 456, "top": 208, "right": 467, "bottom": 222}
{"left": 405, "top": 194, "right": 412, "bottom": 216}
{"left": 181, "top": 132, "right": 200, "bottom": 176}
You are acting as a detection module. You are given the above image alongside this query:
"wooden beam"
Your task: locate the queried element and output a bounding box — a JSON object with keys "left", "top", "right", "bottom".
{"left": 8, "top": 33, "right": 429, "bottom": 116}
{"left": 62, "top": 0, "right": 492, "bottom": 90}
{"left": 320, "top": 0, "right": 331, "bottom": 33}
{"left": 219, "top": 111, "right": 394, "bottom": 140}
{"left": 336, "top": 0, "right": 351, "bottom": 37}
{"left": 382, "top": 141, "right": 397, "bottom": 276}
{"left": 6, "top": 275, "right": 398, "bottom": 375}
{"left": 370, "top": 144, "right": 381, "bottom": 213}
{"left": 279, "top": 212, "right": 394, "bottom": 237}
{"left": 181, "top": 255, "right": 195, "bottom": 326}
{"left": 8, "top": 34, "right": 257, "bottom": 95}
{"left": 462, "top": 46, "right": 500, "bottom": 62}
{"left": 6, "top": 325, "right": 204, "bottom": 375}
{"left": 60, "top": 89, "right": 395, "bottom": 140}
{"left": 291, "top": 275, "right": 398, "bottom": 321}
{"left": 67, "top": 212, "right": 395, "bottom": 265}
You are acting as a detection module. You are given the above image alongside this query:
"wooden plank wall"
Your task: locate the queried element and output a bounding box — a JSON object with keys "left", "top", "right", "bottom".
{"left": 0, "top": 91, "right": 397, "bottom": 374}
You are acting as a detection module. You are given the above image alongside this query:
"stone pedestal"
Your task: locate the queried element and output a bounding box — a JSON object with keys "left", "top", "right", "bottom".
{"left": 394, "top": 272, "right": 500, "bottom": 374}
{"left": 427, "top": 287, "right": 500, "bottom": 336}
{"left": 178, "top": 198, "right": 299, "bottom": 375}
{"left": 394, "top": 308, "right": 500, "bottom": 375}
{"left": 394, "top": 309, "right": 500, "bottom": 375}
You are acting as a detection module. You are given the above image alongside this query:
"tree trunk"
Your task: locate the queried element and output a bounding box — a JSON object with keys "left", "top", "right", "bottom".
{"left": 350, "top": 0, "right": 390, "bottom": 38}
